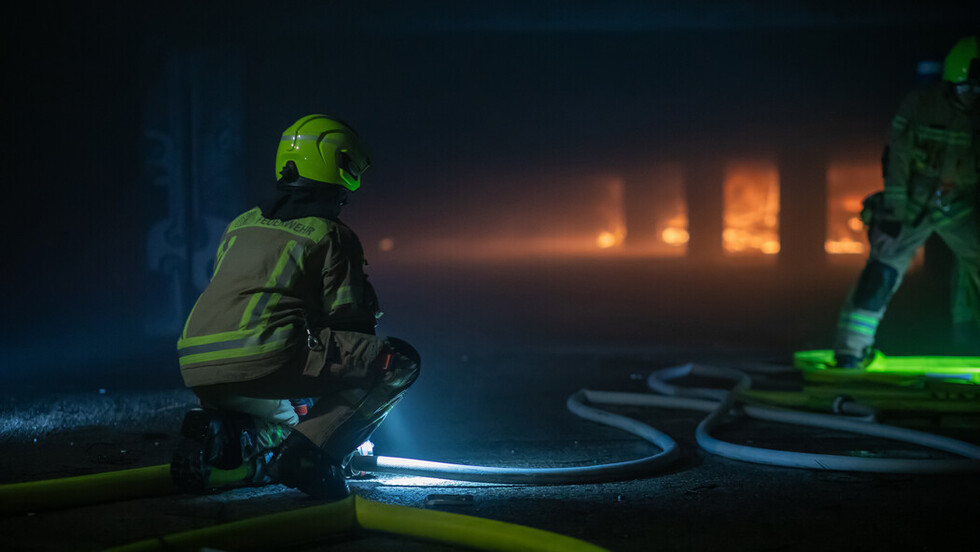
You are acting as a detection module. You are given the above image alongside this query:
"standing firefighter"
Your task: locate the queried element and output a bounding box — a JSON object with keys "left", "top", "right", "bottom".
{"left": 834, "top": 37, "right": 980, "bottom": 367}
{"left": 172, "top": 115, "right": 420, "bottom": 499}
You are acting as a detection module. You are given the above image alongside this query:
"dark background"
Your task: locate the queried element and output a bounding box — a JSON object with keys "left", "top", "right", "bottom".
{"left": 2, "top": 1, "right": 978, "bottom": 392}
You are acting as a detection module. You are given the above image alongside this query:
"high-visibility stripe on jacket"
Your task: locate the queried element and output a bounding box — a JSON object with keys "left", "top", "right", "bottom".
{"left": 177, "top": 207, "right": 380, "bottom": 387}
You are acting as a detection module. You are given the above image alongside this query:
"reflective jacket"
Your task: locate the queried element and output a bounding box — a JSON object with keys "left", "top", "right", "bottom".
{"left": 883, "top": 81, "right": 979, "bottom": 226}
{"left": 176, "top": 206, "right": 380, "bottom": 387}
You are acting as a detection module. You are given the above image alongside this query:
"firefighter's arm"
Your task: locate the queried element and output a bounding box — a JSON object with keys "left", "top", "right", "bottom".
{"left": 881, "top": 92, "right": 917, "bottom": 223}
{"left": 319, "top": 226, "right": 379, "bottom": 334}
{"left": 321, "top": 232, "right": 350, "bottom": 318}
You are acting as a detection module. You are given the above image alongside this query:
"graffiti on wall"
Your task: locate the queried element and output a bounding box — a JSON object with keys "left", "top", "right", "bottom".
{"left": 143, "top": 49, "right": 245, "bottom": 336}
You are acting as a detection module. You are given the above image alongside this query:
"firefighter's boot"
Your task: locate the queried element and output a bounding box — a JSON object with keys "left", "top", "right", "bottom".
{"left": 273, "top": 432, "right": 350, "bottom": 500}
{"left": 171, "top": 408, "right": 273, "bottom": 493}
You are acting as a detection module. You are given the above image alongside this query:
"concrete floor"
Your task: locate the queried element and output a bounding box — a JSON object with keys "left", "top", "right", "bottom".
{"left": 2, "top": 346, "right": 978, "bottom": 552}
{"left": 2, "top": 257, "right": 977, "bottom": 551}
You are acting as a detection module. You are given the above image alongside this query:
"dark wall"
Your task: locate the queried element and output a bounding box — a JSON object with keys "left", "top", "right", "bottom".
{"left": 2, "top": 7, "right": 148, "bottom": 381}
{"left": 1, "top": 2, "right": 977, "bottom": 384}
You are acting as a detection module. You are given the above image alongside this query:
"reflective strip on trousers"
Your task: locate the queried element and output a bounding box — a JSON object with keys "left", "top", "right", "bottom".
{"left": 839, "top": 312, "right": 878, "bottom": 336}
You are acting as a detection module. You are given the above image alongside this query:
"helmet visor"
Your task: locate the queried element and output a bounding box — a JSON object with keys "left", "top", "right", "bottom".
{"left": 336, "top": 150, "right": 370, "bottom": 190}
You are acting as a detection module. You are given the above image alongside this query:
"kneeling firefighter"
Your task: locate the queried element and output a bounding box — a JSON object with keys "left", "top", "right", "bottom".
{"left": 834, "top": 36, "right": 980, "bottom": 367}
{"left": 172, "top": 115, "right": 420, "bottom": 499}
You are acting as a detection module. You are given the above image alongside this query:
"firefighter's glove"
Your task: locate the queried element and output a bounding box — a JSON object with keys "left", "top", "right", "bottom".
{"left": 860, "top": 191, "right": 884, "bottom": 227}
{"left": 877, "top": 220, "right": 902, "bottom": 238}
{"left": 290, "top": 398, "right": 315, "bottom": 418}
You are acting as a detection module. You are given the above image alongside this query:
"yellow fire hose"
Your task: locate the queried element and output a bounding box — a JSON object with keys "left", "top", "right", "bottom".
{"left": 1, "top": 469, "right": 607, "bottom": 551}
{"left": 100, "top": 495, "right": 608, "bottom": 552}
{"left": 103, "top": 495, "right": 354, "bottom": 552}
{"left": 0, "top": 464, "right": 175, "bottom": 516}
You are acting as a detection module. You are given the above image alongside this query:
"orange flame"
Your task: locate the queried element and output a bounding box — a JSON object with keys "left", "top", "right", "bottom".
{"left": 722, "top": 161, "right": 780, "bottom": 255}
{"left": 825, "top": 162, "right": 879, "bottom": 255}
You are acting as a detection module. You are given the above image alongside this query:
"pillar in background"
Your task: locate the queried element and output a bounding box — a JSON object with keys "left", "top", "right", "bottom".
{"left": 142, "top": 48, "right": 246, "bottom": 336}
{"left": 623, "top": 166, "right": 665, "bottom": 247}
{"left": 685, "top": 158, "right": 725, "bottom": 261}
{"left": 778, "top": 147, "right": 828, "bottom": 271}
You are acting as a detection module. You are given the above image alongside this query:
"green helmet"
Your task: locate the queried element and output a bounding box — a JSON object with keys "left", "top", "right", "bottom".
{"left": 943, "top": 36, "right": 979, "bottom": 84}
{"left": 275, "top": 115, "right": 370, "bottom": 192}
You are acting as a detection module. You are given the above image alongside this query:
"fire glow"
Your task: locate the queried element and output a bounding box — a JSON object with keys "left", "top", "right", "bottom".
{"left": 723, "top": 161, "right": 780, "bottom": 255}
{"left": 595, "top": 177, "right": 627, "bottom": 249}
{"left": 825, "top": 162, "right": 880, "bottom": 255}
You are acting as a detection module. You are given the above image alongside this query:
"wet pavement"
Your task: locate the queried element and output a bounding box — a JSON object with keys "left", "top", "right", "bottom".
{"left": 2, "top": 346, "right": 978, "bottom": 552}
{"left": 2, "top": 258, "right": 977, "bottom": 550}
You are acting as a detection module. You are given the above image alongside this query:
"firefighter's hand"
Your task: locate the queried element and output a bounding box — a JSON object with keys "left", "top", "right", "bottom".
{"left": 879, "top": 196, "right": 907, "bottom": 227}
{"left": 877, "top": 220, "right": 902, "bottom": 238}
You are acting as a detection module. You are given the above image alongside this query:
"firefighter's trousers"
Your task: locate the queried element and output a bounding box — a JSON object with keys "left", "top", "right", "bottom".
{"left": 192, "top": 330, "right": 420, "bottom": 464}
{"left": 835, "top": 206, "right": 980, "bottom": 359}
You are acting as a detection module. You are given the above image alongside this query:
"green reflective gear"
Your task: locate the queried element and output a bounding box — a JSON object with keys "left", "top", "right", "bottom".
{"left": 275, "top": 115, "right": 370, "bottom": 192}
{"left": 177, "top": 207, "right": 381, "bottom": 387}
{"left": 836, "top": 71, "right": 979, "bottom": 360}
{"left": 881, "top": 82, "right": 978, "bottom": 223}
{"left": 943, "top": 36, "right": 979, "bottom": 84}
{"left": 170, "top": 408, "right": 280, "bottom": 493}
{"left": 834, "top": 208, "right": 980, "bottom": 360}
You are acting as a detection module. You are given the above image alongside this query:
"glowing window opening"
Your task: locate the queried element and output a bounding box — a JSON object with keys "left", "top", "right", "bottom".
{"left": 723, "top": 161, "right": 780, "bottom": 256}
{"left": 825, "top": 162, "right": 879, "bottom": 255}
{"left": 654, "top": 165, "right": 689, "bottom": 256}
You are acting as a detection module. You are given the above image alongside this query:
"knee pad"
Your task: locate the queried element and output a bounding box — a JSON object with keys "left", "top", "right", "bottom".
{"left": 384, "top": 337, "right": 421, "bottom": 366}
{"left": 380, "top": 337, "right": 421, "bottom": 388}
{"left": 853, "top": 260, "right": 898, "bottom": 311}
